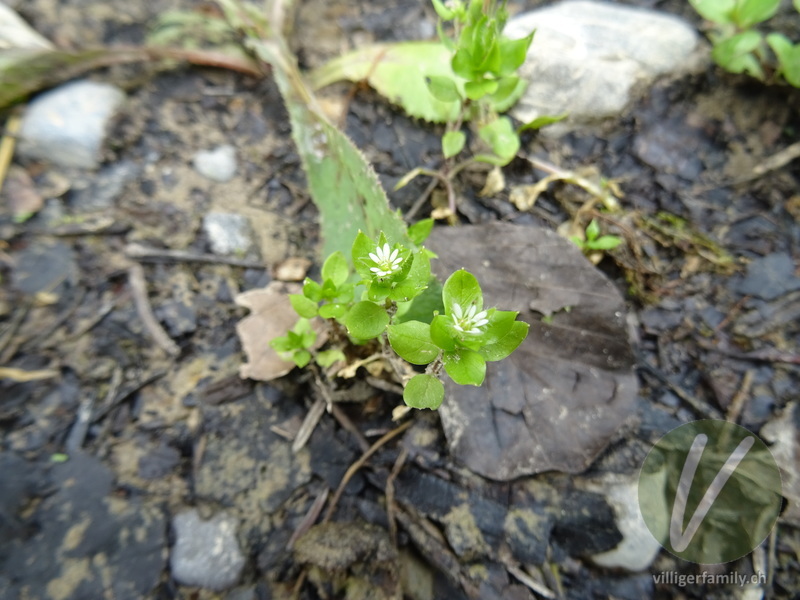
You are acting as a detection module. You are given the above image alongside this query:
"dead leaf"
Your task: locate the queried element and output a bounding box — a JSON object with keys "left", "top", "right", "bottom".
{"left": 235, "top": 281, "right": 325, "bottom": 381}
{"left": 274, "top": 256, "right": 312, "bottom": 281}
{"left": 479, "top": 166, "right": 505, "bottom": 197}
{"left": 3, "top": 166, "right": 43, "bottom": 221}
{"left": 427, "top": 223, "right": 638, "bottom": 479}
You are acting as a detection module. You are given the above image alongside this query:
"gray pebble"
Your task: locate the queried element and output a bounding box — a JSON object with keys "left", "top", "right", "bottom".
{"left": 171, "top": 509, "right": 245, "bottom": 590}
{"left": 202, "top": 212, "right": 256, "bottom": 256}
{"left": 17, "top": 80, "right": 126, "bottom": 169}
{"left": 193, "top": 145, "right": 237, "bottom": 182}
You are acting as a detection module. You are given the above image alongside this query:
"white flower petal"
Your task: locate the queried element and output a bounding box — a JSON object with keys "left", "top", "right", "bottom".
{"left": 452, "top": 303, "right": 463, "bottom": 319}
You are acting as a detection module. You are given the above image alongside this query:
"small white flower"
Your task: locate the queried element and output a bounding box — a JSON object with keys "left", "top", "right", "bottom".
{"left": 368, "top": 243, "right": 403, "bottom": 277}
{"left": 451, "top": 302, "right": 489, "bottom": 334}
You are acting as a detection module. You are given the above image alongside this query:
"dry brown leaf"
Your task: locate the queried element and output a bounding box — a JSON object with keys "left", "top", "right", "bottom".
{"left": 235, "top": 281, "right": 326, "bottom": 381}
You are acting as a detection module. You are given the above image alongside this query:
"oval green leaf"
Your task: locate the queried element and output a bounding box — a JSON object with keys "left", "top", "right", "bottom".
{"left": 344, "top": 301, "right": 389, "bottom": 339}
{"left": 443, "top": 349, "right": 486, "bottom": 386}
{"left": 322, "top": 251, "right": 349, "bottom": 286}
{"left": 403, "top": 374, "right": 445, "bottom": 410}
{"left": 387, "top": 321, "right": 439, "bottom": 365}
{"left": 442, "top": 269, "right": 483, "bottom": 314}
{"left": 290, "top": 294, "right": 318, "bottom": 318}
{"left": 442, "top": 130, "right": 466, "bottom": 159}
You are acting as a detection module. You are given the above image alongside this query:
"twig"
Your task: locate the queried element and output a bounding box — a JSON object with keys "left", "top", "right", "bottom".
{"left": 726, "top": 369, "right": 754, "bottom": 424}
{"left": 330, "top": 404, "right": 369, "bottom": 453}
{"left": 323, "top": 419, "right": 412, "bottom": 522}
{"left": 292, "top": 396, "right": 327, "bottom": 453}
{"left": 404, "top": 177, "right": 440, "bottom": 223}
{"left": 0, "top": 304, "right": 30, "bottom": 364}
{"left": 125, "top": 243, "right": 265, "bottom": 269}
{"left": 385, "top": 447, "right": 408, "bottom": 547}
{"left": 0, "top": 111, "right": 22, "bottom": 193}
{"left": 66, "top": 365, "right": 122, "bottom": 452}
{"left": 91, "top": 369, "right": 167, "bottom": 423}
{"left": 693, "top": 140, "right": 800, "bottom": 192}
{"left": 128, "top": 263, "right": 180, "bottom": 357}
{"left": 506, "top": 563, "right": 557, "bottom": 599}
{"left": 286, "top": 487, "right": 330, "bottom": 550}
{"left": 635, "top": 354, "right": 722, "bottom": 419}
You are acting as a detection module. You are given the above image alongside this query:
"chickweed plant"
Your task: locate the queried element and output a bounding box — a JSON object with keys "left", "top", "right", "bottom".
{"left": 690, "top": 0, "right": 800, "bottom": 86}
{"left": 271, "top": 222, "right": 529, "bottom": 410}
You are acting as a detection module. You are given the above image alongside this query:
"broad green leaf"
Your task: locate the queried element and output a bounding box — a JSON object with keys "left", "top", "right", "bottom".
{"left": 426, "top": 75, "right": 462, "bottom": 102}
{"left": 387, "top": 321, "right": 439, "bottom": 365}
{"left": 443, "top": 349, "right": 486, "bottom": 385}
{"left": 352, "top": 231, "right": 377, "bottom": 280}
{"left": 443, "top": 269, "right": 483, "bottom": 313}
{"left": 308, "top": 42, "right": 465, "bottom": 123}
{"left": 319, "top": 303, "right": 347, "bottom": 319}
{"left": 479, "top": 320, "right": 529, "bottom": 362}
{"left": 408, "top": 218, "right": 434, "bottom": 245}
{"left": 733, "top": 0, "right": 781, "bottom": 28}
{"left": 251, "top": 41, "right": 409, "bottom": 261}
{"left": 486, "top": 75, "right": 525, "bottom": 109}
{"left": 478, "top": 117, "right": 520, "bottom": 161}
{"left": 344, "top": 301, "right": 389, "bottom": 338}
{"left": 303, "top": 279, "right": 323, "bottom": 302}
{"left": 711, "top": 31, "right": 764, "bottom": 78}
{"left": 517, "top": 113, "right": 568, "bottom": 132}
{"left": 497, "top": 32, "right": 534, "bottom": 76}
{"left": 322, "top": 251, "right": 349, "bottom": 286}
{"left": 290, "top": 294, "right": 318, "bottom": 318}
{"left": 316, "top": 348, "right": 345, "bottom": 367}
{"left": 394, "top": 277, "right": 444, "bottom": 324}
{"left": 588, "top": 235, "right": 623, "bottom": 251}
{"left": 388, "top": 250, "right": 431, "bottom": 302}
{"left": 293, "top": 350, "right": 312, "bottom": 368}
{"left": 795, "top": 0, "right": 799, "bottom": 12}
{"left": 474, "top": 309, "right": 517, "bottom": 346}
{"left": 689, "top": 0, "right": 736, "bottom": 24}
{"left": 270, "top": 335, "right": 294, "bottom": 353}
{"left": 430, "top": 314, "right": 457, "bottom": 351}
{"left": 464, "top": 78, "right": 499, "bottom": 100}
{"left": 294, "top": 318, "right": 317, "bottom": 348}
{"left": 452, "top": 47, "right": 477, "bottom": 80}
{"left": 767, "top": 34, "right": 800, "bottom": 87}
{"left": 442, "top": 130, "right": 466, "bottom": 158}
{"left": 403, "top": 374, "right": 444, "bottom": 410}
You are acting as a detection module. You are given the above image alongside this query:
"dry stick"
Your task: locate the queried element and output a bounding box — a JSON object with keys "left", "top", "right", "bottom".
{"left": 125, "top": 243, "right": 266, "bottom": 269}
{"left": 330, "top": 404, "right": 370, "bottom": 453}
{"left": 323, "top": 419, "right": 413, "bottom": 523}
{"left": 291, "top": 396, "right": 326, "bottom": 453}
{"left": 693, "top": 140, "right": 800, "bottom": 192}
{"left": 0, "top": 305, "right": 30, "bottom": 364}
{"left": 385, "top": 446, "right": 409, "bottom": 548}
{"left": 506, "top": 563, "right": 557, "bottom": 600}
{"left": 128, "top": 263, "right": 181, "bottom": 357}
{"left": 0, "top": 112, "right": 21, "bottom": 192}
{"left": 286, "top": 487, "right": 330, "bottom": 550}
{"left": 635, "top": 354, "right": 722, "bottom": 420}
{"left": 65, "top": 365, "right": 122, "bottom": 453}
{"left": 726, "top": 369, "right": 754, "bottom": 425}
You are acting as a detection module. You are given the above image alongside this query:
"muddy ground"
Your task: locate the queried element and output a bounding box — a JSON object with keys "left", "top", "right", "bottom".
{"left": 1, "top": 0, "right": 800, "bottom": 599}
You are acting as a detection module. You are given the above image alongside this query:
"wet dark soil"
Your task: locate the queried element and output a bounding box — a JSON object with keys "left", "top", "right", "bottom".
{"left": 2, "top": 0, "right": 800, "bottom": 599}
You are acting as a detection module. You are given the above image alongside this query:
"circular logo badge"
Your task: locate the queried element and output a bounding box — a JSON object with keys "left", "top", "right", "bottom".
{"left": 638, "top": 420, "right": 782, "bottom": 564}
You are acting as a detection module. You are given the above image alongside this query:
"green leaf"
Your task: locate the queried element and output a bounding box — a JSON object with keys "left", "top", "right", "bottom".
{"left": 270, "top": 334, "right": 295, "bottom": 353}
{"left": 253, "top": 41, "right": 409, "bottom": 262}
{"left": 443, "top": 349, "right": 486, "bottom": 385}
{"left": 689, "top": 0, "right": 736, "bottom": 24}
{"left": 478, "top": 117, "right": 520, "bottom": 161}
{"left": 308, "top": 42, "right": 465, "bottom": 123}
{"left": 733, "top": 0, "right": 781, "bottom": 28}
{"left": 588, "top": 235, "right": 622, "bottom": 251}
{"left": 585, "top": 219, "right": 600, "bottom": 241}
{"left": 442, "top": 130, "right": 466, "bottom": 158}
{"left": 394, "top": 277, "right": 444, "bottom": 324}
{"left": 452, "top": 47, "right": 477, "bottom": 79}
{"left": 430, "top": 314, "right": 457, "bottom": 351}
{"left": 517, "top": 113, "right": 568, "bottom": 132}
{"left": 319, "top": 303, "right": 348, "bottom": 319}
{"left": 344, "top": 301, "right": 389, "bottom": 339}
{"left": 322, "top": 251, "right": 349, "bottom": 286}
{"left": 767, "top": 33, "right": 800, "bottom": 87}
{"left": 290, "top": 294, "right": 318, "bottom": 318}
{"left": 303, "top": 279, "right": 323, "bottom": 302}
{"left": 403, "top": 374, "right": 445, "bottom": 410}
{"left": 316, "top": 348, "right": 346, "bottom": 367}
{"left": 443, "top": 269, "right": 483, "bottom": 313}
{"left": 479, "top": 320, "right": 529, "bottom": 362}
{"left": 387, "top": 250, "right": 431, "bottom": 302}
{"left": 293, "top": 349, "right": 312, "bottom": 368}
{"left": 387, "top": 321, "right": 440, "bottom": 365}
{"left": 711, "top": 31, "right": 765, "bottom": 79}
{"left": 408, "top": 218, "right": 434, "bottom": 245}
{"left": 431, "top": 0, "right": 456, "bottom": 20}
{"left": 426, "top": 75, "right": 462, "bottom": 102}
{"left": 475, "top": 309, "right": 517, "bottom": 346}
{"left": 497, "top": 32, "right": 534, "bottom": 76}
{"left": 464, "top": 78, "right": 499, "bottom": 100}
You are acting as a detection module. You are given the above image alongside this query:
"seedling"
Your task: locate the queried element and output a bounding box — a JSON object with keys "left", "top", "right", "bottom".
{"left": 271, "top": 222, "right": 529, "bottom": 410}
{"left": 689, "top": 0, "right": 800, "bottom": 86}
{"left": 570, "top": 219, "right": 622, "bottom": 253}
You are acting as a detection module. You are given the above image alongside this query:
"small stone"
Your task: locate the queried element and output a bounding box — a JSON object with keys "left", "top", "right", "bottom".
{"left": 736, "top": 253, "right": 800, "bottom": 301}
{"left": 590, "top": 475, "right": 663, "bottom": 571}
{"left": 18, "top": 80, "right": 126, "bottom": 169}
{"left": 274, "top": 257, "right": 312, "bottom": 281}
{"left": 171, "top": 509, "right": 245, "bottom": 591}
{"left": 193, "top": 145, "right": 237, "bottom": 182}
{"left": 202, "top": 212, "right": 256, "bottom": 256}
{"left": 505, "top": 0, "right": 702, "bottom": 135}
